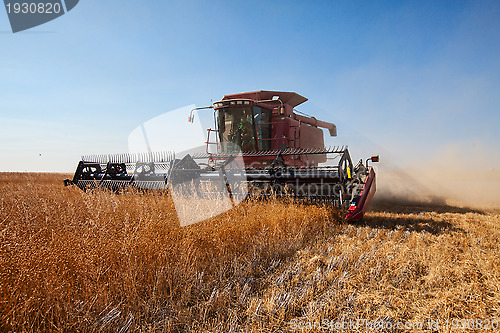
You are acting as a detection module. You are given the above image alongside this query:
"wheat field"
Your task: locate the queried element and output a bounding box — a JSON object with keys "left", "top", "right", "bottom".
{"left": 0, "top": 173, "right": 499, "bottom": 332}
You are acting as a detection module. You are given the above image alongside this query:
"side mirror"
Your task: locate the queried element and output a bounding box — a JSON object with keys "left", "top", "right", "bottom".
{"left": 366, "top": 155, "right": 380, "bottom": 168}
{"left": 187, "top": 105, "right": 212, "bottom": 123}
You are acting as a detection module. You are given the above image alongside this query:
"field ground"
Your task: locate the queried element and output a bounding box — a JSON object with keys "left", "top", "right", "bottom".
{"left": 0, "top": 173, "right": 499, "bottom": 332}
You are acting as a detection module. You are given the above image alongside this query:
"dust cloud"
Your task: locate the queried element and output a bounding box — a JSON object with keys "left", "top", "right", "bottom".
{"left": 374, "top": 143, "right": 500, "bottom": 209}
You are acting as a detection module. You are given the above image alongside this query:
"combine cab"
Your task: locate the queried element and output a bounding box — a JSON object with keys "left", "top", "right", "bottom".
{"left": 65, "top": 91, "right": 378, "bottom": 221}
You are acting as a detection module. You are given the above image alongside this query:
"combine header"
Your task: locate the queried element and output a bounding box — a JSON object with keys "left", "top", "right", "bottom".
{"left": 65, "top": 91, "right": 378, "bottom": 221}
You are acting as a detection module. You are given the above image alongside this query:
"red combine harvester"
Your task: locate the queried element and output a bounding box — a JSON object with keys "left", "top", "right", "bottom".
{"left": 65, "top": 91, "right": 379, "bottom": 221}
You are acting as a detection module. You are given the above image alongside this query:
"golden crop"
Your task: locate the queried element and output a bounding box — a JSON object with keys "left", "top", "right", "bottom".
{"left": 0, "top": 173, "right": 499, "bottom": 332}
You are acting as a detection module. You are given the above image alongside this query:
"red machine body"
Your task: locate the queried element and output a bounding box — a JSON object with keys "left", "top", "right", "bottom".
{"left": 210, "top": 91, "right": 337, "bottom": 168}
{"left": 207, "top": 90, "right": 377, "bottom": 221}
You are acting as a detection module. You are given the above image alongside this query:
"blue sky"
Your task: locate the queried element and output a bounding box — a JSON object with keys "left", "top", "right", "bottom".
{"left": 1, "top": 0, "right": 499, "bottom": 172}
